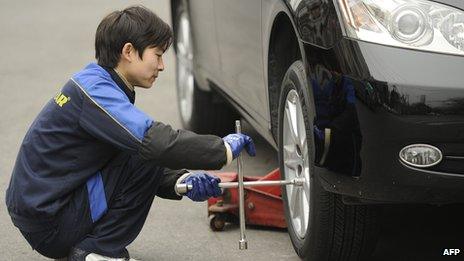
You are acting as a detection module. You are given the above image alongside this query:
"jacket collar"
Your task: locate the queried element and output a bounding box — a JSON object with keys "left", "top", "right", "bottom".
{"left": 101, "top": 66, "right": 136, "bottom": 104}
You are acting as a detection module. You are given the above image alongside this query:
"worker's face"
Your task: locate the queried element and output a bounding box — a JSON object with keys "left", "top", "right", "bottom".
{"left": 126, "top": 46, "right": 165, "bottom": 88}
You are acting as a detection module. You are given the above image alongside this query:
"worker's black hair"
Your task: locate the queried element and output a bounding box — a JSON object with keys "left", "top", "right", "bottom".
{"left": 95, "top": 5, "right": 173, "bottom": 68}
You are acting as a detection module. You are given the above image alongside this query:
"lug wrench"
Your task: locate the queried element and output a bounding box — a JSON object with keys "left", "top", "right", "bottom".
{"left": 175, "top": 120, "right": 305, "bottom": 249}
{"left": 176, "top": 178, "right": 305, "bottom": 193}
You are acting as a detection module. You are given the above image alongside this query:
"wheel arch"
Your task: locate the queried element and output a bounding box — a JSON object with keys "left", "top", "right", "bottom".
{"left": 266, "top": 10, "right": 305, "bottom": 142}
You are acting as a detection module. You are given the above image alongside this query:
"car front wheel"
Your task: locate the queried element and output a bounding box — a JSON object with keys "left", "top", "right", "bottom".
{"left": 278, "top": 61, "right": 379, "bottom": 261}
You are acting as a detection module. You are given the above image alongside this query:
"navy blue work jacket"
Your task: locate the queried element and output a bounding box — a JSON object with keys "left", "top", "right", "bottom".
{"left": 6, "top": 63, "right": 227, "bottom": 231}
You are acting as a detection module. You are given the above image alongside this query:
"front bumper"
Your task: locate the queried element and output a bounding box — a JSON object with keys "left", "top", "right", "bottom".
{"left": 304, "top": 39, "right": 464, "bottom": 204}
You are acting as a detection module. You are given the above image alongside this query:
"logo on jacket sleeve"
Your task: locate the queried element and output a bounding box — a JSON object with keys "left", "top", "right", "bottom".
{"left": 54, "top": 92, "right": 71, "bottom": 107}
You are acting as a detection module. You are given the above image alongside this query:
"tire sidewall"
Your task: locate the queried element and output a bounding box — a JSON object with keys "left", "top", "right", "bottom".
{"left": 278, "top": 60, "right": 317, "bottom": 258}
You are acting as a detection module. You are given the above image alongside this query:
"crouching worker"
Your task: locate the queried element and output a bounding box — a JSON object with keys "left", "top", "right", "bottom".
{"left": 5, "top": 5, "right": 256, "bottom": 260}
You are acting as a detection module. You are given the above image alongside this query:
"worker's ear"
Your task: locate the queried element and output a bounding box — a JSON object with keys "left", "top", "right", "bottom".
{"left": 121, "top": 43, "right": 137, "bottom": 63}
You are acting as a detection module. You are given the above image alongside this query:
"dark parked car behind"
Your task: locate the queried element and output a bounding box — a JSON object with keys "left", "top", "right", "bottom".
{"left": 171, "top": 0, "right": 464, "bottom": 260}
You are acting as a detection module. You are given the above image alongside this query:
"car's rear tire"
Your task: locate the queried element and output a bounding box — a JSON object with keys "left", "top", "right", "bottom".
{"left": 278, "top": 61, "right": 379, "bottom": 261}
{"left": 174, "top": 4, "right": 237, "bottom": 136}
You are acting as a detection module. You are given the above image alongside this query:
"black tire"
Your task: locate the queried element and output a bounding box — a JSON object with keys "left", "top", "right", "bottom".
{"left": 174, "top": 3, "right": 237, "bottom": 136}
{"left": 278, "top": 61, "right": 379, "bottom": 261}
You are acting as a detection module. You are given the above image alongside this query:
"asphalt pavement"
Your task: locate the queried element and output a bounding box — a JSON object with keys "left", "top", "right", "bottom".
{"left": 1, "top": 1, "right": 463, "bottom": 261}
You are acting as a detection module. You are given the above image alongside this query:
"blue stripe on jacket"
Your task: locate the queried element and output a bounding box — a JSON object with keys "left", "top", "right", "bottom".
{"left": 86, "top": 171, "right": 107, "bottom": 223}
{"left": 72, "top": 63, "right": 153, "bottom": 141}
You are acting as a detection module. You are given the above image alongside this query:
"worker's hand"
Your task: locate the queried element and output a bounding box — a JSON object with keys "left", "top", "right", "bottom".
{"left": 182, "top": 172, "right": 222, "bottom": 202}
{"left": 222, "top": 133, "right": 256, "bottom": 159}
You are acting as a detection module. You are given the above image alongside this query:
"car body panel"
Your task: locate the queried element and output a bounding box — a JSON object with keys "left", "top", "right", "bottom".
{"left": 214, "top": 0, "right": 269, "bottom": 124}
{"left": 188, "top": 0, "right": 221, "bottom": 90}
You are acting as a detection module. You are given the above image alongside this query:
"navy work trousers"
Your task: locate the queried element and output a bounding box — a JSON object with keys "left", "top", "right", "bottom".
{"left": 19, "top": 153, "right": 165, "bottom": 259}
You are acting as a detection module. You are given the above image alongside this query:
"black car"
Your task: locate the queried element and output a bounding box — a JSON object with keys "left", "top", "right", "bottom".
{"left": 170, "top": 0, "right": 464, "bottom": 259}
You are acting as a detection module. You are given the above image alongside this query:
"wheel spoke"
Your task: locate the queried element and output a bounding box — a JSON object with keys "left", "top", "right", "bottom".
{"left": 178, "top": 18, "right": 191, "bottom": 57}
{"left": 285, "top": 101, "right": 299, "bottom": 146}
{"left": 285, "top": 159, "right": 299, "bottom": 171}
{"left": 301, "top": 139, "right": 308, "bottom": 160}
{"left": 283, "top": 145, "right": 300, "bottom": 171}
{"left": 176, "top": 39, "right": 186, "bottom": 57}
{"left": 177, "top": 53, "right": 193, "bottom": 75}
{"left": 290, "top": 186, "right": 300, "bottom": 217}
{"left": 295, "top": 100, "right": 303, "bottom": 142}
{"left": 283, "top": 144, "right": 294, "bottom": 158}
{"left": 283, "top": 110, "right": 295, "bottom": 149}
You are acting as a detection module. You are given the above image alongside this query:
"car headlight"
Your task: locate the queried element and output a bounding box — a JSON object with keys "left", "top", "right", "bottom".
{"left": 335, "top": 0, "right": 464, "bottom": 56}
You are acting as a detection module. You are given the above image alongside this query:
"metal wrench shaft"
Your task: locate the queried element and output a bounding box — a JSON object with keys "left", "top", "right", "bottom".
{"left": 236, "top": 120, "right": 247, "bottom": 250}
{"left": 176, "top": 178, "right": 304, "bottom": 194}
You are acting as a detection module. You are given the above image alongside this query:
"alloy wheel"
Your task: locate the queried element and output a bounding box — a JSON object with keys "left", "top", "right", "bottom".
{"left": 283, "top": 89, "right": 311, "bottom": 239}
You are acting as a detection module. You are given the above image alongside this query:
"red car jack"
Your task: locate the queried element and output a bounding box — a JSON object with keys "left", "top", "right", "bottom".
{"left": 207, "top": 168, "right": 288, "bottom": 231}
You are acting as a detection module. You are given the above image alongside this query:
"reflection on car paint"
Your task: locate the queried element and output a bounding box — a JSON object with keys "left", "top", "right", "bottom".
{"left": 364, "top": 81, "right": 464, "bottom": 116}
{"left": 311, "top": 65, "right": 362, "bottom": 176}
{"left": 293, "top": 0, "right": 342, "bottom": 48}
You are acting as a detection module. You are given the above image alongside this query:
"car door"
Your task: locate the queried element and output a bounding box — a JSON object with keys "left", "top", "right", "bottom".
{"left": 214, "top": 0, "right": 268, "bottom": 124}
{"left": 189, "top": 1, "right": 222, "bottom": 87}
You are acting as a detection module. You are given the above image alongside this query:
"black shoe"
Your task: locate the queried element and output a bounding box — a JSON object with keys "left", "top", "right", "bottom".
{"left": 67, "top": 247, "right": 134, "bottom": 261}
{"left": 67, "top": 247, "right": 89, "bottom": 261}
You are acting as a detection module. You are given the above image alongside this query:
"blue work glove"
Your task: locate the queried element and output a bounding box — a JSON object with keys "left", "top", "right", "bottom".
{"left": 182, "top": 172, "right": 222, "bottom": 202}
{"left": 222, "top": 133, "right": 256, "bottom": 159}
